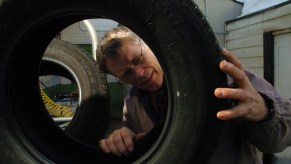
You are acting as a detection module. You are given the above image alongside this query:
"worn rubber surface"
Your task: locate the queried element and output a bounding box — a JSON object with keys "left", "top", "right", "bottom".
{"left": 0, "top": 0, "right": 227, "bottom": 163}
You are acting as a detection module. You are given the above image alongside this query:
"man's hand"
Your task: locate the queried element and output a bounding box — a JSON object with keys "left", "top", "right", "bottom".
{"left": 99, "top": 127, "right": 146, "bottom": 156}
{"left": 214, "top": 48, "right": 268, "bottom": 122}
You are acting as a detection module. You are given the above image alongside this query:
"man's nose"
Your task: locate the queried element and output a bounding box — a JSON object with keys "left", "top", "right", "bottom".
{"left": 132, "top": 67, "right": 144, "bottom": 78}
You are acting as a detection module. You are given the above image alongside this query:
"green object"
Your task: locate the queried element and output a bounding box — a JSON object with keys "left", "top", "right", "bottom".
{"left": 108, "top": 82, "right": 124, "bottom": 120}
{"left": 78, "top": 44, "right": 92, "bottom": 57}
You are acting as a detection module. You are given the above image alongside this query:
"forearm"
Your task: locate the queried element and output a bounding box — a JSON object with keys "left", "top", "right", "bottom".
{"left": 242, "top": 70, "right": 291, "bottom": 153}
{"left": 245, "top": 100, "right": 291, "bottom": 153}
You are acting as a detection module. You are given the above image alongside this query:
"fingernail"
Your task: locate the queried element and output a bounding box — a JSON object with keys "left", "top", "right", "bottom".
{"left": 215, "top": 89, "right": 224, "bottom": 96}
{"left": 217, "top": 112, "right": 227, "bottom": 120}
{"left": 222, "top": 60, "right": 228, "bottom": 67}
{"left": 220, "top": 60, "right": 229, "bottom": 70}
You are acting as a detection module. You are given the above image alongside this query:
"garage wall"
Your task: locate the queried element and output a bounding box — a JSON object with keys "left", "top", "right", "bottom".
{"left": 193, "top": 0, "right": 242, "bottom": 48}
{"left": 225, "top": 2, "right": 291, "bottom": 77}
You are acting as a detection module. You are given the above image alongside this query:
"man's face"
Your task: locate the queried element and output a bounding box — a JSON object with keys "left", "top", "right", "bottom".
{"left": 105, "top": 40, "right": 163, "bottom": 91}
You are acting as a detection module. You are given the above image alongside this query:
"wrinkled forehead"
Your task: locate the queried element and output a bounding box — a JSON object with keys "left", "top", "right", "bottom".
{"left": 115, "top": 40, "right": 139, "bottom": 61}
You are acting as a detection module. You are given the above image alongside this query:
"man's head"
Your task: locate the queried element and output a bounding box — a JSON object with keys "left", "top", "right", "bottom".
{"left": 96, "top": 26, "right": 163, "bottom": 91}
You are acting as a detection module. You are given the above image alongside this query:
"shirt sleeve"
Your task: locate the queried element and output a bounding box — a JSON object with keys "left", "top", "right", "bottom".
{"left": 238, "top": 70, "right": 291, "bottom": 153}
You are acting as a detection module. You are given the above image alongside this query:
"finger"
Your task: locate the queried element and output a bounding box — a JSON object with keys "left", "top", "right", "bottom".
{"left": 99, "top": 139, "right": 110, "bottom": 153}
{"left": 217, "top": 105, "right": 249, "bottom": 120}
{"left": 221, "top": 48, "right": 244, "bottom": 70}
{"left": 113, "top": 133, "right": 129, "bottom": 155}
{"left": 214, "top": 88, "right": 245, "bottom": 101}
{"left": 219, "top": 60, "right": 249, "bottom": 87}
{"left": 106, "top": 135, "right": 122, "bottom": 156}
{"left": 121, "top": 131, "right": 134, "bottom": 153}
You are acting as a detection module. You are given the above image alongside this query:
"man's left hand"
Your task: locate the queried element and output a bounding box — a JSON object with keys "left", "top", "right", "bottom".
{"left": 214, "top": 48, "right": 268, "bottom": 122}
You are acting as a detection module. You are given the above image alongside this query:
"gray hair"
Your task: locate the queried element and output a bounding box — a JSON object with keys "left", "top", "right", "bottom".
{"left": 96, "top": 26, "right": 140, "bottom": 74}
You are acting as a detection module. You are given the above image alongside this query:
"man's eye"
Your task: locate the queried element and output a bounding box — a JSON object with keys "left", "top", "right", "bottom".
{"left": 123, "top": 69, "right": 133, "bottom": 79}
{"left": 132, "top": 56, "right": 141, "bottom": 65}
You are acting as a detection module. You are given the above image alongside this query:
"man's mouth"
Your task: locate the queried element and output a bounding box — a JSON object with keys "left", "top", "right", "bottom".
{"left": 139, "top": 71, "right": 153, "bottom": 86}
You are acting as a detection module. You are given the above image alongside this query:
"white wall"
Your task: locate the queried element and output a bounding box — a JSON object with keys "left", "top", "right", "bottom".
{"left": 60, "top": 19, "right": 118, "bottom": 44}
{"left": 274, "top": 32, "right": 291, "bottom": 98}
{"left": 193, "top": 0, "right": 242, "bottom": 48}
{"left": 225, "top": 2, "right": 291, "bottom": 77}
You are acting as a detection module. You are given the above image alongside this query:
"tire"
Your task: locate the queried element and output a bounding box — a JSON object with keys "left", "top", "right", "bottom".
{"left": 39, "top": 39, "right": 110, "bottom": 146}
{"left": 0, "top": 0, "right": 227, "bottom": 163}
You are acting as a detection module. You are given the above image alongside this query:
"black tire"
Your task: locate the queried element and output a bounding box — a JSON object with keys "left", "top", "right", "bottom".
{"left": 0, "top": 0, "right": 227, "bottom": 163}
{"left": 39, "top": 39, "right": 109, "bottom": 145}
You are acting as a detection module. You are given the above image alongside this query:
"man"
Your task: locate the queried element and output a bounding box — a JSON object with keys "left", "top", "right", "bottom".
{"left": 96, "top": 26, "right": 291, "bottom": 163}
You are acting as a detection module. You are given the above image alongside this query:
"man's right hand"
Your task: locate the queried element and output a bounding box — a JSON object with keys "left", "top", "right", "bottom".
{"left": 99, "top": 127, "right": 146, "bottom": 156}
